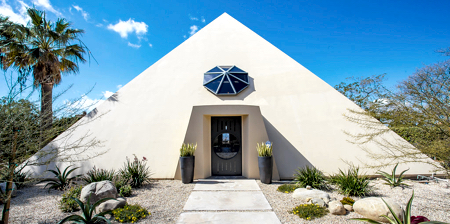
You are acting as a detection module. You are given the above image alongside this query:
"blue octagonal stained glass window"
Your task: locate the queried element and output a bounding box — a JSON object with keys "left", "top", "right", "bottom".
{"left": 203, "top": 66, "right": 249, "bottom": 95}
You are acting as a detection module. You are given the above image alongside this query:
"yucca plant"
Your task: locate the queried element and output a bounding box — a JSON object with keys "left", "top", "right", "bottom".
{"left": 57, "top": 197, "right": 115, "bottom": 224}
{"left": 257, "top": 142, "right": 273, "bottom": 157}
{"left": 119, "top": 155, "right": 151, "bottom": 188}
{"left": 329, "top": 166, "right": 371, "bottom": 197}
{"left": 180, "top": 143, "right": 197, "bottom": 157}
{"left": 293, "top": 166, "right": 329, "bottom": 190}
{"left": 351, "top": 191, "right": 448, "bottom": 224}
{"left": 81, "top": 166, "right": 116, "bottom": 184}
{"left": 40, "top": 165, "right": 80, "bottom": 191}
{"left": 377, "top": 163, "right": 409, "bottom": 187}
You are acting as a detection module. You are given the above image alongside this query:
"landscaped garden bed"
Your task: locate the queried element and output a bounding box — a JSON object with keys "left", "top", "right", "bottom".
{"left": 0, "top": 180, "right": 194, "bottom": 223}
{"left": 258, "top": 179, "right": 450, "bottom": 223}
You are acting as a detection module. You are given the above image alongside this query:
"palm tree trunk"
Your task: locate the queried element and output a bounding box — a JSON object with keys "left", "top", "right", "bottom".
{"left": 40, "top": 82, "right": 53, "bottom": 145}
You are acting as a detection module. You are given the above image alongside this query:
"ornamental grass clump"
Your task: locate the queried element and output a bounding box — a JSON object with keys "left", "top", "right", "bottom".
{"left": 277, "top": 184, "right": 301, "bottom": 193}
{"left": 257, "top": 142, "right": 273, "bottom": 157}
{"left": 293, "top": 166, "right": 329, "bottom": 190}
{"left": 81, "top": 166, "right": 115, "bottom": 184}
{"left": 119, "top": 155, "right": 151, "bottom": 188}
{"left": 377, "top": 163, "right": 409, "bottom": 187}
{"left": 291, "top": 203, "right": 328, "bottom": 220}
{"left": 59, "top": 185, "right": 83, "bottom": 212}
{"left": 180, "top": 143, "right": 197, "bottom": 157}
{"left": 329, "top": 165, "right": 371, "bottom": 197}
{"left": 112, "top": 204, "right": 150, "bottom": 223}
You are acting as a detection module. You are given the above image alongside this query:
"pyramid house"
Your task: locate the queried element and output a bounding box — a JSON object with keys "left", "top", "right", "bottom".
{"left": 25, "top": 13, "right": 436, "bottom": 180}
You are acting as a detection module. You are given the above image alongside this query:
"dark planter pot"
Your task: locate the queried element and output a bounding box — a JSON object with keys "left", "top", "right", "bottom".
{"left": 180, "top": 156, "right": 195, "bottom": 184}
{"left": 258, "top": 156, "right": 273, "bottom": 184}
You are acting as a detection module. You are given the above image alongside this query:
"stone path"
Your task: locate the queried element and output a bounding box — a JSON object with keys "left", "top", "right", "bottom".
{"left": 177, "top": 179, "right": 281, "bottom": 224}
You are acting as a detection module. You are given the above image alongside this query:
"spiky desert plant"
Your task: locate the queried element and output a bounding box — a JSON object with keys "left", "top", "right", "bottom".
{"left": 81, "top": 166, "right": 115, "bottom": 184}
{"left": 57, "top": 197, "right": 115, "bottom": 224}
{"left": 293, "top": 166, "right": 329, "bottom": 190}
{"left": 40, "top": 165, "right": 80, "bottom": 191}
{"left": 180, "top": 143, "right": 197, "bottom": 157}
{"left": 377, "top": 163, "right": 409, "bottom": 187}
{"left": 256, "top": 142, "right": 273, "bottom": 157}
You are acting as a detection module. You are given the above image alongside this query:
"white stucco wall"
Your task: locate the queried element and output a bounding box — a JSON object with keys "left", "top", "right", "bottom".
{"left": 23, "top": 13, "right": 437, "bottom": 179}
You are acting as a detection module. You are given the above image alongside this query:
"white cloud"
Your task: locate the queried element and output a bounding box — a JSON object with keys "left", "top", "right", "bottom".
{"left": 127, "top": 42, "right": 141, "bottom": 48}
{"left": 96, "top": 23, "right": 103, "bottom": 27}
{"left": 189, "top": 15, "right": 198, "bottom": 21}
{"left": 0, "top": 0, "right": 29, "bottom": 25}
{"left": 32, "top": 0, "right": 60, "bottom": 15}
{"left": 116, "top": 85, "right": 123, "bottom": 89}
{"left": 189, "top": 25, "right": 198, "bottom": 36}
{"left": 148, "top": 43, "right": 152, "bottom": 48}
{"left": 72, "top": 5, "right": 89, "bottom": 21}
{"left": 183, "top": 34, "right": 187, "bottom": 38}
{"left": 201, "top": 16, "right": 205, "bottom": 23}
{"left": 107, "top": 19, "right": 148, "bottom": 38}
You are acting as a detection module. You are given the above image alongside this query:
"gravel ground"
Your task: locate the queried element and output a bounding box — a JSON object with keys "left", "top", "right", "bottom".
{"left": 0, "top": 180, "right": 194, "bottom": 224}
{"left": 2, "top": 179, "right": 449, "bottom": 224}
{"left": 258, "top": 179, "right": 450, "bottom": 224}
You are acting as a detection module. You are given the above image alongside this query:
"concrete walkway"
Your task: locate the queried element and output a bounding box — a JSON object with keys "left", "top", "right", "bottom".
{"left": 177, "top": 179, "right": 281, "bottom": 224}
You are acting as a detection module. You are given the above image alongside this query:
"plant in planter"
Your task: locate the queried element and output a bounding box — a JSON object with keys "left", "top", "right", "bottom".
{"left": 257, "top": 141, "right": 273, "bottom": 184}
{"left": 180, "top": 143, "right": 197, "bottom": 184}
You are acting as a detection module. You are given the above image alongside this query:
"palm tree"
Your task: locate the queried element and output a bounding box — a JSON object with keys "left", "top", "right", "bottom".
{"left": 0, "top": 8, "right": 89, "bottom": 136}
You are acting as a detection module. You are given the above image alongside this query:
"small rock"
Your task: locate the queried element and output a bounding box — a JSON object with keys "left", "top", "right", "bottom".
{"left": 80, "top": 180, "right": 118, "bottom": 204}
{"left": 329, "top": 201, "right": 346, "bottom": 215}
{"left": 353, "top": 197, "right": 403, "bottom": 223}
{"left": 306, "top": 197, "right": 312, "bottom": 202}
{"left": 292, "top": 188, "right": 330, "bottom": 203}
{"left": 306, "top": 185, "right": 311, "bottom": 190}
{"left": 344, "top": 204, "right": 353, "bottom": 212}
{"left": 311, "top": 198, "right": 326, "bottom": 207}
{"left": 0, "top": 182, "right": 17, "bottom": 197}
{"left": 96, "top": 197, "right": 126, "bottom": 213}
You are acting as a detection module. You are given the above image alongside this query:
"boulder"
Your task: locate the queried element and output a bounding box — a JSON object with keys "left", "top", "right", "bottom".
{"left": 329, "top": 201, "right": 346, "bottom": 215}
{"left": 292, "top": 188, "right": 330, "bottom": 203}
{"left": 311, "top": 198, "right": 326, "bottom": 207}
{"left": 353, "top": 197, "right": 403, "bottom": 223}
{"left": 0, "top": 182, "right": 17, "bottom": 197}
{"left": 80, "top": 180, "right": 118, "bottom": 204}
{"left": 97, "top": 197, "right": 127, "bottom": 213}
{"left": 344, "top": 204, "right": 353, "bottom": 212}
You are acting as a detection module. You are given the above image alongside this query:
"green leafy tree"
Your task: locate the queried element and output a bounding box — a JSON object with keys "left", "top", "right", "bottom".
{"left": 0, "top": 8, "right": 92, "bottom": 135}
{"left": 335, "top": 59, "right": 450, "bottom": 176}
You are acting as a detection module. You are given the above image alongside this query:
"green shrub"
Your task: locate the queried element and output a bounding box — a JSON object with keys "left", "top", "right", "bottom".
{"left": 180, "top": 143, "right": 197, "bottom": 157}
{"left": 81, "top": 166, "right": 115, "bottom": 184}
{"left": 119, "top": 184, "right": 132, "bottom": 197}
{"left": 340, "top": 197, "right": 355, "bottom": 206}
{"left": 40, "top": 165, "right": 80, "bottom": 191}
{"left": 256, "top": 142, "right": 273, "bottom": 157}
{"left": 59, "top": 185, "right": 83, "bottom": 212}
{"left": 293, "top": 166, "right": 329, "bottom": 190}
{"left": 277, "top": 184, "right": 301, "bottom": 193}
{"left": 112, "top": 204, "right": 150, "bottom": 223}
{"left": 377, "top": 163, "right": 409, "bottom": 187}
{"left": 329, "top": 166, "right": 371, "bottom": 197}
{"left": 119, "top": 155, "right": 151, "bottom": 188}
{"left": 290, "top": 203, "right": 328, "bottom": 220}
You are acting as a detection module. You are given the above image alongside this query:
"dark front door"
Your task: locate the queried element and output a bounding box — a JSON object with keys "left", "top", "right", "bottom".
{"left": 211, "top": 116, "right": 242, "bottom": 176}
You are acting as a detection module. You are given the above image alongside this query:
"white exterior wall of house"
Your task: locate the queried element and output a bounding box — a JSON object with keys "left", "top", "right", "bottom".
{"left": 23, "top": 13, "right": 437, "bottom": 179}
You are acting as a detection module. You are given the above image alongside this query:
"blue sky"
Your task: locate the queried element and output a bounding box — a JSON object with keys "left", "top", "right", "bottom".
{"left": 1, "top": 0, "right": 449, "bottom": 112}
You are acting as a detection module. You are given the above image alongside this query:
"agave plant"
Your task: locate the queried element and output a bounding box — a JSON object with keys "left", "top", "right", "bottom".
{"left": 40, "top": 165, "right": 80, "bottom": 191}
{"left": 57, "top": 197, "right": 116, "bottom": 224}
{"left": 351, "top": 191, "right": 448, "bottom": 224}
{"left": 377, "top": 163, "right": 409, "bottom": 187}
